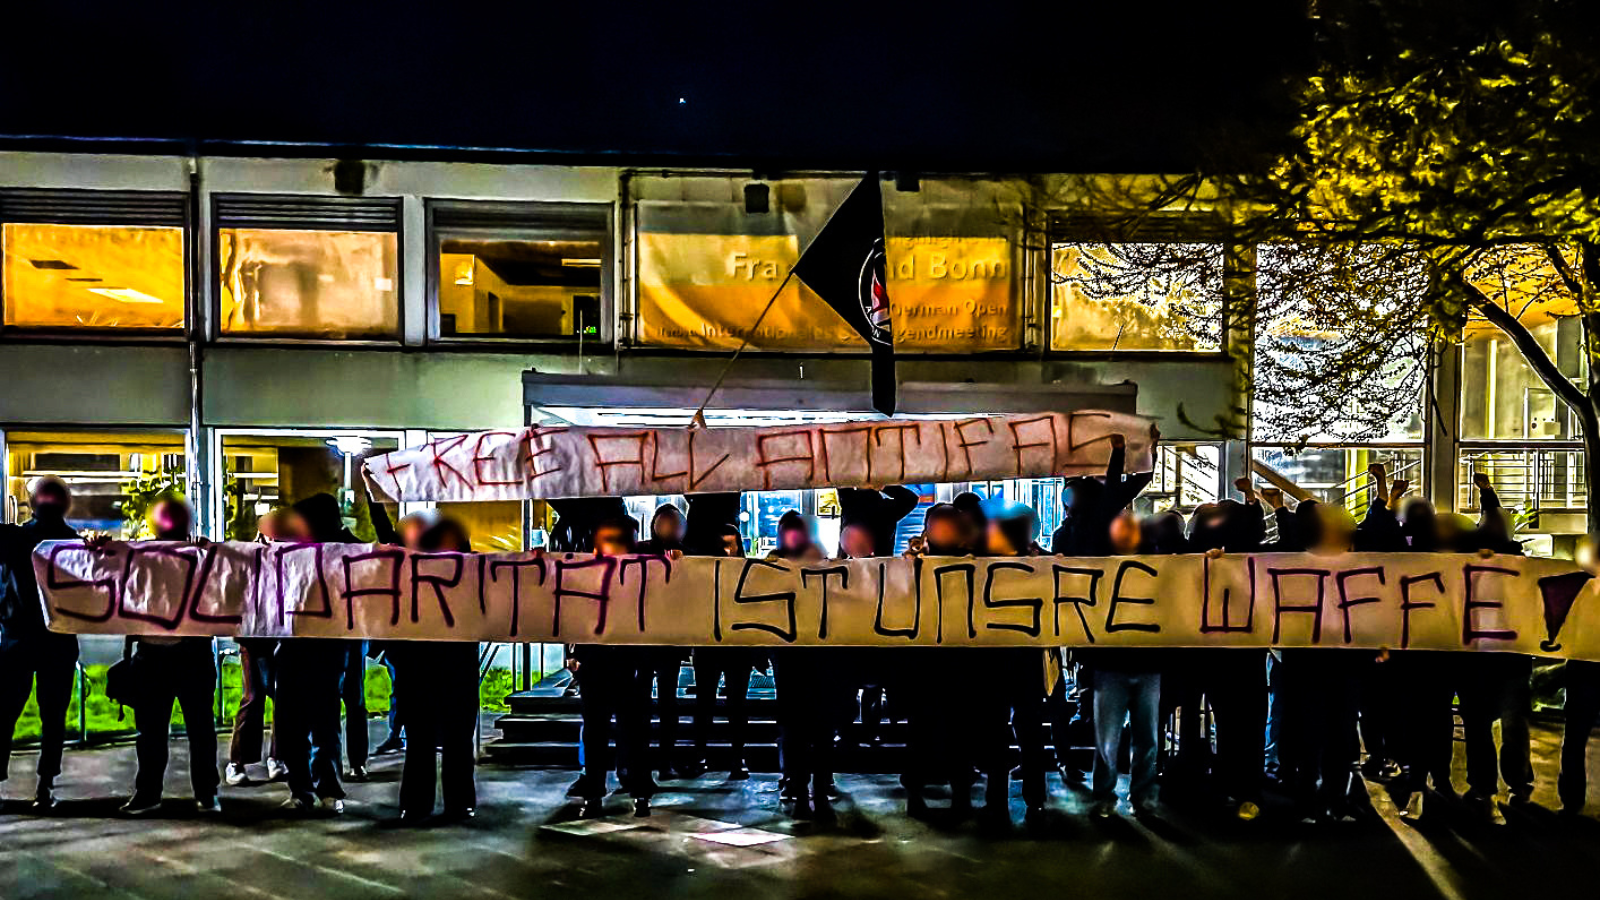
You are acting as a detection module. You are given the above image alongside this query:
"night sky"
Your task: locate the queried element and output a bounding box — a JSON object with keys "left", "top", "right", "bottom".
{"left": 0, "top": 2, "right": 1312, "bottom": 170}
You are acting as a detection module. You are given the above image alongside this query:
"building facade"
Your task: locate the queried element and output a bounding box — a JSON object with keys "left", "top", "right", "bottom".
{"left": 0, "top": 151, "right": 1583, "bottom": 563}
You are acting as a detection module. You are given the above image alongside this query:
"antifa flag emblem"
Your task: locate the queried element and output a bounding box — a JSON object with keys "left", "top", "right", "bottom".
{"left": 858, "top": 238, "right": 891, "bottom": 346}
{"left": 1536, "top": 570, "right": 1592, "bottom": 652}
{"left": 793, "top": 174, "right": 897, "bottom": 415}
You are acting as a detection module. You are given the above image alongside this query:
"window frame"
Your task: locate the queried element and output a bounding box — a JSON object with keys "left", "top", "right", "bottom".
{"left": 0, "top": 425, "right": 193, "bottom": 528}
{"left": 0, "top": 188, "right": 191, "bottom": 340}
{"left": 424, "top": 199, "right": 614, "bottom": 347}
{"left": 210, "top": 193, "right": 405, "bottom": 346}
{"left": 1044, "top": 213, "right": 1236, "bottom": 359}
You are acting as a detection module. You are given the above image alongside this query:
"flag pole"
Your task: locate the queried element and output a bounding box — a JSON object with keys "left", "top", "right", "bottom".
{"left": 689, "top": 267, "right": 797, "bottom": 428}
{"left": 689, "top": 172, "right": 880, "bottom": 428}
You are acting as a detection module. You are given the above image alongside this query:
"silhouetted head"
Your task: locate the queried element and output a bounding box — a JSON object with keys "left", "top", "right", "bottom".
{"left": 420, "top": 515, "right": 471, "bottom": 552}
{"left": 1142, "top": 510, "right": 1189, "bottom": 554}
{"left": 650, "top": 504, "right": 686, "bottom": 546}
{"left": 257, "top": 507, "right": 308, "bottom": 543}
{"left": 922, "top": 503, "right": 970, "bottom": 555}
{"left": 777, "top": 510, "right": 812, "bottom": 554}
{"left": 1401, "top": 497, "right": 1437, "bottom": 550}
{"left": 151, "top": 497, "right": 193, "bottom": 541}
{"left": 292, "top": 493, "right": 346, "bottom": 542}
{"left": 1061, "top": 476, "right": 1105, "bottom": 518}
{"left": 985, "top": 502, "right": 1038, "bottom": 557}
{"left": 1108, "top": 510, "right": 1143, "bottom": 555}
{"left": 593, "top": 517, "right": 638, "bottom": 557}
{"left": 718, "top": 523, "right": 746, "bottom": 558}
{"left": 1312, "top": 503, "right": 1356, "bottom": 554}
{"left": 840, "top": 521, "right": 876, "bottom": 558}
{"left": 28, "top": 476, "right": 71, "bottom": 523}
{"left": 952, "top": 492, "right": 988, "bottom": 531}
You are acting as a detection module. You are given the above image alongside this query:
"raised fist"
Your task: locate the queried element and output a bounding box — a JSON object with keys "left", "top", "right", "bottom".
{"left": 1110, "top": 433, "right": 1127, "bottom": 450}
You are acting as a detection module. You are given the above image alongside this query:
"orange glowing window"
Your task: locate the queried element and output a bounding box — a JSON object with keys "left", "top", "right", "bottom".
{"left": 2, "top": 223, "right": 186, "bottom": 330}
{"left": 217, "top": 228, "right": 399, "bottom": 339}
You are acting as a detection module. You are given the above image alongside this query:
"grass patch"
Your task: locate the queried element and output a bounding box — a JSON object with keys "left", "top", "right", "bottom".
{"left": 11, "top": 660, "right": 525, "bottom": 744}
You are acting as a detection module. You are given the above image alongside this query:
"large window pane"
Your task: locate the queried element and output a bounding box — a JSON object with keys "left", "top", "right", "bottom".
{"left": 1252, "top": 243, "right": 1427, "bottom": 443}
{"left": 1459, "top": 246, "right": 1584, "bottom": 441}
{"left": 219, "top": 432, "right": 399, "bottom": 541}
{"left": 634, "top": 176, "right": 1020, "bottom": 352}
{"left": 438, "top": 238, "right": 602, "bottom": 339}
{"left": 218, "top": 229, "right": 398, "bottom": 339}
{"left": 1049, "top": 242, "right": 1222, "bottom": 351}
{"left": 4, "top": 430, "right": 186, "bottom": 537}
{"left": 3, "top": 223, "right": 184, "bottom": 330}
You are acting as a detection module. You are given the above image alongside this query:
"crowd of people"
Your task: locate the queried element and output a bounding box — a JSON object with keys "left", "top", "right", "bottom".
{"left": 2, "top": 430, "right": 1599, "bottom": 830}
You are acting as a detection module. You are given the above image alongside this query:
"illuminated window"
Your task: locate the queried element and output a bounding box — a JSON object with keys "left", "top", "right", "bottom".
{"left": 429, "top": 201, "right": 610, "bottom": 341}
{"left": 1049, "top": 241, "right": 1223, "bottom": 351}
{"left": 436, "top": 501, "right": 525, "bottom": 552}
{"left": 219, "top": 431, "right": 400, "bottom": 541}
{"left": 1460, "top": 248, "right": 1584, "bottom": 441}
{"left": 1, "top": 191, "right": 187, "bottom": 331}
{"left": 215, "top": 196, "right": 400, "bottom": 339}
{"left": 633, "top": 175, "right": 1020, "bottom": 352}
{"left": 3, "top": 430, "right": 187, "bottom": 537}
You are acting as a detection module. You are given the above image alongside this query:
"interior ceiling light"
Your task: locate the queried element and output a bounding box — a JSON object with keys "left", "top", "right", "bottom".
{"left": 560, "top": 258, "right": 602, "bottom": 267}
{"left": 29, "top": 259, "right": 78, "bottom": 270}
{"left": 325, "top": 435, "right": 372, "bottom": 456}
{"left": 87, "top": 287, "right": 166, "bottom": 304}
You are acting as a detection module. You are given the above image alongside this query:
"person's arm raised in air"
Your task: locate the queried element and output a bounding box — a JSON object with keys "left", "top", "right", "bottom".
{"left": 882, "top": 485, "right": 920, "bottom": 524}
{"left": 1473, "top": 471, "right": 1502, "bottom": 515}
{"left": 360, "top": 470, "right": 401, "bottom": 546}
{"left": 1233, "top": 477, "right": 1268, "bottom": 549}
{"left": 1351, "top": 463, "right": 1405, "bottom": 552}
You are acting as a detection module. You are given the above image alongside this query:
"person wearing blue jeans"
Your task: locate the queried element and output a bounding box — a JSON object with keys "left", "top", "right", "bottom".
{"left": 1087, "top": 654, "right": 1162, "bottom": 818}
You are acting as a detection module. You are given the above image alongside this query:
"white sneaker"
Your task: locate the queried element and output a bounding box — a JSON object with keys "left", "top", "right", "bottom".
{"left": 225, "top": 763, "right": 249, "bottom": 786}
{"left": 319, "top": 797, "right": 345, "bottom": 815}
{"left": 265, "top": 758, "right": 288, "bottom": 781}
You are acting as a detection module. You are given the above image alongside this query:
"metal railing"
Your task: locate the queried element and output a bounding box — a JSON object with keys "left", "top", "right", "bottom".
{"left": 1459, "top": 448, "right": 1588, "bottom": 512}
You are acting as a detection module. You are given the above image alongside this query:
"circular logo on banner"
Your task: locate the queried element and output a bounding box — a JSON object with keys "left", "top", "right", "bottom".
{"left": 858, "top": 238, "right": 892, "bottom": 346}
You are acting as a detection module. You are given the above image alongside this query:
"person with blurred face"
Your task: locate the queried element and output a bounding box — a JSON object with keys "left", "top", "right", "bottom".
{"left": 0, "top": 477, "right": 81, "bottom": 812}
{"left": 692, "top": 523, "right": 764, "bottom": 780}
{"left": 1274, "top": 501, "right": 1372, "bottom": 823}
{"left": 775, "top": 510, "right": 813, "bottom": 558}
{"left": 974, "top": 502, "right": 1050, "bottom": 822}
{"left": 568, "top": 516, "right": 652, "bottom": 816}
{"left": 390, "top": 516, "right": 479, "bottom": 824}
{"left": 898, "top": 503, "right": 971, "bottom": 816}
{"left": 839, "top": 522, "right": 876, "bottom": 560}
{"left": 121, "top": 499, "right": 223, "bottom": 816}
{"left": 1107, "top": 510, "right": 1142, "bottom": 556}
{"left": 224, "top": 510, "right": 303, "bottom": 787}
{"left": 1083, "top": 509, "right": 1164, "bottom": 820}
{"left": 635, "top": 505, "right": 690, "bottom": 780}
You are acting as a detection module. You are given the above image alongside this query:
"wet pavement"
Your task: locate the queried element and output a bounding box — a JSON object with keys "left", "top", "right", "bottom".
{"left": 2, "top": 719, "right": 1598, "bottom": 900}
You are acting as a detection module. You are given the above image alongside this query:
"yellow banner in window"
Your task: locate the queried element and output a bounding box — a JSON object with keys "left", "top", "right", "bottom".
{"left": 637, "top": 234, "right": 1018, "bottom": 351}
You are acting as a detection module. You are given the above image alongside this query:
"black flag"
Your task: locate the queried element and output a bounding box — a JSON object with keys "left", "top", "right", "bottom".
{"left": 792, "top": 173, "right": 896, "bottom": 416}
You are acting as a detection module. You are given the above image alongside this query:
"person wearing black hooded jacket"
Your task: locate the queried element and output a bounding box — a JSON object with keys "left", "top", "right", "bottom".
{"left": 0, "top": 477, "right": 80, "bottom": 812}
